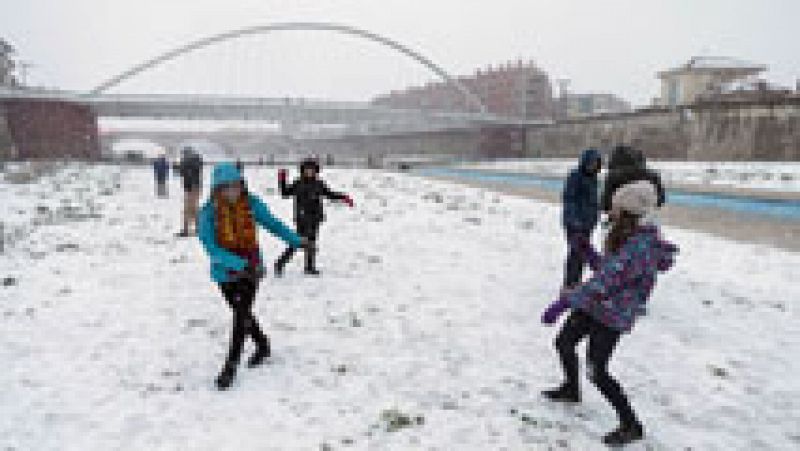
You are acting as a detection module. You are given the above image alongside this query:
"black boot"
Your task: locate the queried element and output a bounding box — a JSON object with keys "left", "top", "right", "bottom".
{"left": 273, "top": 261, "right": 284, "bottom": 278}
{"left": 304, "top": 247, "right": 320, "bottom": 276}
{"left": 215, "top": 366, "right": 236, "bottom": 391}
{"left": 542, "top": 384, "right": 581, "bottom": 403}
{"left": 602, "top": 423, "right": 644, "bottom": 446}
{"left": 248, "top": 339, "right": 272, "bottom": 368}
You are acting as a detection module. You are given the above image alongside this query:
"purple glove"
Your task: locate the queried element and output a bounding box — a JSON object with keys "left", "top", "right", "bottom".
{"left": 541, "top": 297, "right": 571, "bottom": 325}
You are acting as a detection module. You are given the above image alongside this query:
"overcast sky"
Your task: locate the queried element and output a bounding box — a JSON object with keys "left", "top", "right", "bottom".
{"left": 2, "top": 0, "right": 798, "bottom": 106}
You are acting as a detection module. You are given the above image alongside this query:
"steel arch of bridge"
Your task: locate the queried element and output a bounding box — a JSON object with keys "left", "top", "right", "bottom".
{"left": 89, "top": 22, "right": 487, "bottom": 114}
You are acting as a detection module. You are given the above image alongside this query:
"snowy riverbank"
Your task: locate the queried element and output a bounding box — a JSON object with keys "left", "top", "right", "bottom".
{"left": 1, "top": 165, "right": 798, "bottom": 449}
{"left": 458, "top": 159, "right": 800, "bottom": 194}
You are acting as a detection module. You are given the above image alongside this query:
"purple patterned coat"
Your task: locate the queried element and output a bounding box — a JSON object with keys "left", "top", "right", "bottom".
{"left": 566, "top": 225, "right": 678, "bottom": 332}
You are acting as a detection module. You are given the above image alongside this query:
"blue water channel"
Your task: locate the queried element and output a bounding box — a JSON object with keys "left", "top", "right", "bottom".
{"left": 415, "top": 167, "right": 800, "bottom": 222}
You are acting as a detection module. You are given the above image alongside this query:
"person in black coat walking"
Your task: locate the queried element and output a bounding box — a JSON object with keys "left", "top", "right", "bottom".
{"left": 152, "top": 154, "right": 170, "bottom": 198}
{"left": 274, "top": 158, "right": 354, "bottom": 276}
{"left": 562, "top": 148, "right": 602, "bottom": 288}
{"left": 600, "top": 145, "right": 666, "bottom": 213}
{"left": 176, "top": 147, "right": 204, "bottom": 237}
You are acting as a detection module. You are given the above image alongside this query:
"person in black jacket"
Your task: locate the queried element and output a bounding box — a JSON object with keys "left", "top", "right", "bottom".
{"left": 274, "top": 158, "right": 354, "bottom": 276}
{"left": 176, "top": 147, "right": 204, "bottom": 237}
{"left": 152, "top": 154, "right": 170, "bottom": 198}
{"left": 562, "top": 148, "right": 602, "bottom": 288}
{"left": 600, "top": 145, "right": 666, "bottom": 213}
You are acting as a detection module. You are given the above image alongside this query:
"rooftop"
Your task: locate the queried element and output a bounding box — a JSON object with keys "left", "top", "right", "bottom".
{"left": 659, "top": 56, "right": 767, "bottom": 77}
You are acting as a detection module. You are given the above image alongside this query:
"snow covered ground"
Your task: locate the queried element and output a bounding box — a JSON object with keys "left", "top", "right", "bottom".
{"left": 459, "top": 159, "right": 800, "bottom": 193}
{"left": 1, "top": 164, "right": 799, "bottom": 450}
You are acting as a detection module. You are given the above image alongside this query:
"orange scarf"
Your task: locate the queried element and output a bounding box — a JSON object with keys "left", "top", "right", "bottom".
{"left": 214, "top": 193, "right": 258, "bottom": 253}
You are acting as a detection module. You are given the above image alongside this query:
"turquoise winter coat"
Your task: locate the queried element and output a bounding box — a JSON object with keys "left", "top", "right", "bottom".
{"left": 197, "top": 163, "right": 302, "bottom": 283}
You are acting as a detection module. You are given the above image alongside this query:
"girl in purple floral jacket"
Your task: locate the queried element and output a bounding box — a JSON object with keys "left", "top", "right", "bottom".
{"left": 541, "top": 181, "right": 678, "bottom": 446}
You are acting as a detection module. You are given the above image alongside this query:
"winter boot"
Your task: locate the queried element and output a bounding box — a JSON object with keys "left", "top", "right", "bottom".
{"left": 215, "top": 366, "right": 237, "bottom": 391}
{"left": 542, "top": 384, "right": 581, "bottom": 403}
{"left": 248, "top": 340, "right": 272, "bottom": 368}
{"left": 304, "top": 247, "right": 320, "bottom": 276}
{"left": 602, "top": 423, "right": 644, "bottom": 446}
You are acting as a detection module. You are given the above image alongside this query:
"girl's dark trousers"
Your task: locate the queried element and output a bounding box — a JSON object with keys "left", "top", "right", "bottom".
{"left": 218, "top": 278, "right": 269, "bottom": 373}
{"left": 555, "top": 310, "right": 641, "bottom": 427}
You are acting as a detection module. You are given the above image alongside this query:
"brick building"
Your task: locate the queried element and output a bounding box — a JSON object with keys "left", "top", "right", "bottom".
{"left": 1, "top": 97, "right": 100, "bottom": 159}
{"left": 372, "top": 60, "right": 554, "bottom": 120}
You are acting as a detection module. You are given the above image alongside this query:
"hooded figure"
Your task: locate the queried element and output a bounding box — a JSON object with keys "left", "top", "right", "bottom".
{"left": 274, "top": 158, "right": 353, "bottom": 276}
{"left": 541, "top": 180, "right": 678, "bottom": 446}
{"left": 152, "top": 154, "right": 169, "bottom": 197}
{"left": 197, "top": 163, "right": 304, "bottom": 390}
{"left": 562, "top": 148, "right": 602, "bottom": 288}
{"left": 563, "top": 148, "right": 602, "bottom": 233}
{"left": 600, "top": 145, "right": 666, "bottom": 212}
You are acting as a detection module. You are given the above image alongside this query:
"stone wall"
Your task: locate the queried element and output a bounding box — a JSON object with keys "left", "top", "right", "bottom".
{"left": 299, "top": 129, "right": 483, "bottom": 161}
{"left": 525, "top": 97, "right": 800, "bottom": 161}
{"left": 687, "top": 100, "right": 800, "bottom": 160}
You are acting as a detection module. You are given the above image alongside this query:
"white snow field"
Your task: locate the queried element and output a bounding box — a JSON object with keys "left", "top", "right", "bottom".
{"left": 1, "top": 164, "right": 799, "bottom": 450}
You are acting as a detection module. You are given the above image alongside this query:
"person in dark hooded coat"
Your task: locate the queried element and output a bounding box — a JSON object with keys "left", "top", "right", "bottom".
{"left": 562, "top": 148, "right": 602, "bottom": 288}
{"left": 274, "top": 158, "right": 354, "bottom": 276}
{"left": 152, "top": 154, "right": 170, "bottom": 197}
{"left": 600, "top": 145, "right": 666, "bottom": 213}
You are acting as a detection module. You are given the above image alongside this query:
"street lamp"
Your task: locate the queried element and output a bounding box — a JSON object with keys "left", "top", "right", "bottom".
{"left": 16, "top": 60, "right": 36, "bottom": 87}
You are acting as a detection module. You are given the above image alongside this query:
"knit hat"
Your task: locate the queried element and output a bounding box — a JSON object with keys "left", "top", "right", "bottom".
{"left": 612, "top": 181, "right": 658, "bottom": 216}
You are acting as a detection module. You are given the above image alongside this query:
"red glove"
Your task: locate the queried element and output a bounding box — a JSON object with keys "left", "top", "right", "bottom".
{"left": 278, "top": 169, "right": 287, "bottom": 182}
{"left": 343, "top": 195, "right": 354, "bottom": 208}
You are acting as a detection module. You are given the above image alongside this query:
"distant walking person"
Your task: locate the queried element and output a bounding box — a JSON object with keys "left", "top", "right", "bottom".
{"left": 562, "top": 148, "right": 602, "bottom": 289}
{"left": 197, "top": 163, "right": 308, "bottom": 390}
{"left": 152, "top": 154, "right": 170, "bottom": 198}
{"left": 541, "top": 181, "right": 679, "bottom": 446}
{"left": 176, "top": 147, "right": 204, "bottom": 237}
{"left": 274, "top": 158, "right": 354, "bottom": 276}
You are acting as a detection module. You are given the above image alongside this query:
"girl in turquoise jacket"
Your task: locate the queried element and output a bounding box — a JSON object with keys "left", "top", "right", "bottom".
{"left": 197, "top": 163, "right": 306, "bottom": 390}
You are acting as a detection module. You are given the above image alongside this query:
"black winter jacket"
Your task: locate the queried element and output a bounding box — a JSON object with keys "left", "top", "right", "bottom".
{"left": 600, "top": 146, "right": 666, "bottom": 212}
{"left": 279, "top": 177, "right": 346, "bottom": 224}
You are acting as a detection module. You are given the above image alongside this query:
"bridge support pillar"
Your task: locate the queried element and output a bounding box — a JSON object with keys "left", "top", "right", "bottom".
{"left": 0, "top": 98, "right": 100, "bottom": 160}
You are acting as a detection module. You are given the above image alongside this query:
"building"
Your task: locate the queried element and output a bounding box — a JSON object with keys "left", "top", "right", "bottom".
{"left": 372, "top": 60, "right": 554, "bottom": 120}
{"left": 1, "top": 38, "right": 18, "bottom": 87}
{"left": 655, "top": 56, "right": 766, "bottom": 107}
{"left": 561, "top": 92, "right": 631, "bottom": 117}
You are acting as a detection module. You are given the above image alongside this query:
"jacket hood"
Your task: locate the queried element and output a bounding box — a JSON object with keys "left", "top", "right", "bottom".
{"left": 639, "top": 225, "right": 679, "bottom": 272}
{"left": 210, "top": 163, "right": 243, "bottom": 190}
{"left": 609, "top": 145, "right": 645, "bottom": 170}
{"left": 579, "top": 148, "right": 602, "bottom": 174}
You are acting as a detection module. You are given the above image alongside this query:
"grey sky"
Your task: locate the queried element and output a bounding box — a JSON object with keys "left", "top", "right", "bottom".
{"left": 2, "top": 0, "right": 798, "bottom": 106}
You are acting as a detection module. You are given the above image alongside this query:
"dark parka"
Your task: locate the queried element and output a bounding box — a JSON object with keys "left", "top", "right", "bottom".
{"left": 562, "top": 149, "right": 602, "bottom": 233}
{"left": 600, "top": 145, "right": 666, "bottom": 212}
{"left": 153, "top": 156, "right": 169, "bottom": 181}
{"left": 178, "top": 152, "right": 204, "bottom": 191}
{"left": 279, "top": 159, "right": 346, "bottom": 226}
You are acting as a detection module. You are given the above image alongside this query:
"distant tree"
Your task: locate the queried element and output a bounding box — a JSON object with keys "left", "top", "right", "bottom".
{"left": 0, "top": 38, "right": 18, "bottom": 87}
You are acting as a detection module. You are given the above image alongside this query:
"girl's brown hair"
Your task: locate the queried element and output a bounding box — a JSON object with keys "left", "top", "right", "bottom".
{"left": 604, "top": 211, "right": 641, "bottom": 254}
